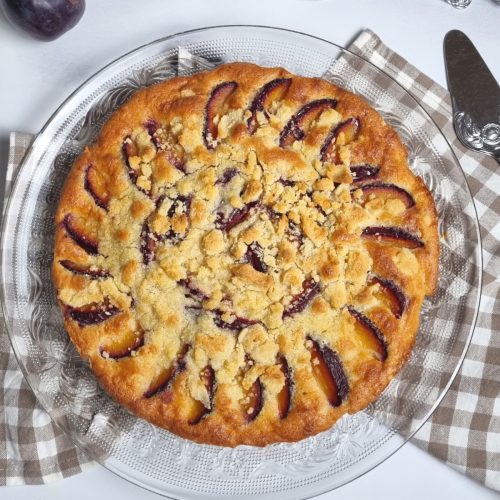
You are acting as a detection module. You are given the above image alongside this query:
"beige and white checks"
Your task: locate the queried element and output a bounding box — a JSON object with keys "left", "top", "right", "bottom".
{"left": 0, "top": 132, "right": 93, "bottom": 485}
{"left": 0, "top": 30, "right": 498, "bottom": 491}
{"left": 348, "top": 30, "right": 499, "bottom": 492}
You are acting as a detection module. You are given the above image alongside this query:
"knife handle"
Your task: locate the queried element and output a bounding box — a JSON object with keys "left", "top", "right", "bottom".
{"left": 454, "top": 111, "right": 500, "bottom": 163}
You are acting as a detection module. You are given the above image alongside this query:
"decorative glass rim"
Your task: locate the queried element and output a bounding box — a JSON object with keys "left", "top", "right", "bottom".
{"left": 0, "top": 25, "right": 482, "bottom": 499}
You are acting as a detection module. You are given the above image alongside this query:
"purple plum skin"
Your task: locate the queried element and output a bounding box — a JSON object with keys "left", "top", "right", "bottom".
{"left": 282, "top": 278, "right": 320, "bottom": 319}
{"left": 84, "top": 166, "right": 108, "bottom": 211}
{"left": 320, "top": 342, "right": 349, "bottom": 403}
{"left": 212, "top": 309, "right": 259, "bottom": 331}
{"left": 371, "top": 275, "right": 407, "bottom": 318}
{"left": 143, "top": 344, "right": 190, "bottom": 399}
{"left": 144, "top": 120, "right": 186, "bottom": 173}
{"left": 67, "top": 300, "right": 120, "bottom": 327}
{"left": 188, "top": 366, "right": 216, "bottom": 425}
{"left": 178, "top": 278, "right": 208, "bottom": 301}
{"left": 215, "top": 201, "right": 258, "bottom": 233}
{"left": 307, "top": 336, "right": 349, "bottom": 406}
{"left": 63, "top": 214, "right": 98, "bottom": 255}
{"left": 362, "top": 226, "right": 424, "bottom": 249}
{"left": 59, "top": 259, "right": 109, "bottom": 279}
{"left": 100, "top": 332, "right": 145, "bottom": 360}
{"left": 245, "top": 378, "right": 264, "bottom": 422}
{"left": 203, "top": 81, "right": 238, "bottom": 150}
{"left": 2, "top": 0, "right": 85, "bottom": 41}
{"left": 277, "top": 355, "right": 292, "bottom": 419}
{"left": 140, "top": 223, "right": 157, "bottom": 265}
{"left": 279, "top": 98, "right": 337, "bottom": 147}
{"left": 347, "top": 306, "right": 388, "bottom": 361}
{"left": 350, "top": 165, "right": 380, "bottom": 183}
{"left": 216, "top": 168, "right": 238, "bottom": 185}
{"left": 320, "top": 117, "right": 359, "bottom": 162}
{"left": 357, "top": 183, "right": 415, "bottom": 209}
{"left": 245, "top": 242, "right": 268, "bottom": 273}
{"left": 247, "top": 78, "right": 292, "bottom": 134}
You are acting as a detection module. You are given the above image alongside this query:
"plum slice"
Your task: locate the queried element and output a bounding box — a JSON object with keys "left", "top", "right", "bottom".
{"left": 215, "top": 167, "right": 239, "bottom": 185}
{"left": 287, "top": 221, "right": 304, "bottom": 247}
{"left": 188, "top": 366, "right": 216, "bottom": 425}
{"left": 66, "top": 299, "right": 120, "bottom": 327}
{"left": 356, "top": 183, "right": 415, "bottom": 209}
{"left": 166, "top": 194, "right": 192, "bottom": 218}
{"left": 278, "top": 178, "right": 296, "bottom": 187}
{"left": 266, "top": 207, "right": 304, "bottom": 246}
{"left": 247, "top": 78, "right": 292, "bottom": 134}
{"left": 306, "top": 336, "right": 348, "bottom": 407}
{"left": 100, "top": 330, "right": 145, "bottom": 359}
{"left": 140, "top": 195, "right": 192, "bottom": 264}
{"left": 122, "top": 138, "right": 141, "bottom": 187}
{"left": 163, "top": 194, "right": 193, "bottom": 242}
{"left": 237, "top": 356, "right": 264, "bottom": 422}
{"left": 203, "top": 81, "right": 238, "bottom": 150}
{"left": 144, "top": 365, "right": 176, "bottom": 399}
{"left": 63, "top": 214, "right": 98, "bottom": 255}
{"left": 148, "top": 194, "right": 192, "bottom": 246}
{"left": 320, "top": 117, "right": 359, "bottom": 162}
{"left": 122, "top": 136, "right": 138, "bottom": 160}
{"left": 164, "top": 194, "right": 193, "bottom": 240}
{"left": 165, "top": 144, "right": 187, "bottom": 173}
{"left": 140, "top": 222, "right": 158, "bottom": 265}
{"left": 243, "top": 378, "right": 264, "bottom": 422}
{"left": 145, "top": 119, "right": 186, "bottom": 173}
{"left": 245, "top": 242, "right": 268, "bottom": 273}
{"left": 59, "top": 259, "right": 110, "bottom": 279}
{"left": 215, "top": 200, "right": 258, "bottom": 233}
{"left": 178, "top": 278, "right": 208, "bottom": 301}
{"left": 350, "top": 165, "right": 380, "bottom": 184}
{"left": 84, "top": 165, "right": 109, "bottom": 211}
{"left": 347, "top": 307, "right": 388, "bottom": 361}
{"left": 362, "top": 226, "right": 424, "bottom": 249}
{"left": 144, "top": 344, "right": 190, "bottom": 398}
{"left": 369, "top": 275, "right": 407, "bottom": 319}
{"left": 212, "top": 309, "right": 260, "bottom": 332}
{"left": 145, "top": 118, "right": 159, "bottom": 137}
{"left": 279, "top": 98, "right": 338, "bottom": 148}
{"left": 282, "top": 278, "right": 321, "bottom": 319}
{"left": 122, "top": 137, "right": 150, "bottom": 195}
{"left": 277, "top": 355, "right": 292, "bottom": 419}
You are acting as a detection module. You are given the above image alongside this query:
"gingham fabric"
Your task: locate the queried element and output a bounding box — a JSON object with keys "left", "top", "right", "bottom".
{"left": 0, "top": 30, "right": 498, "bottom": 489}
{"left": 0, "top": 132, "right": 94, "bottom": 484}
{"left": 349, "top": 30, "right": 499, "bottom": 491}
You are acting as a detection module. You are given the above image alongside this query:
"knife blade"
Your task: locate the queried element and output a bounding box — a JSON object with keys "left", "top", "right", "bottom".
{"left": 444, "top": 30, "right": 500, "bottom": 128}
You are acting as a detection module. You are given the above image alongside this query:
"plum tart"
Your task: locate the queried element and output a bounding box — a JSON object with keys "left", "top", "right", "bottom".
{"left": 53, "top": 62, "right": 439, "bottom": 447}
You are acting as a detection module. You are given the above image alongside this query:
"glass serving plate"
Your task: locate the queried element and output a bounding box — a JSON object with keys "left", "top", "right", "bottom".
{"left": 1, "top": 26, "right": 481, "bottom": 499}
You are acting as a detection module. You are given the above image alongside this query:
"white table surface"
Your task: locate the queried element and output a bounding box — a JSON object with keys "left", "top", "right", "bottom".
{"left": 0, "top": 0, "right": 499, "bottom": 499}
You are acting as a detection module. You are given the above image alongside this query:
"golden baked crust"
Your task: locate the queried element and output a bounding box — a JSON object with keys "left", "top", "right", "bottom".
{"left": 53, "top": 62, "right": 439, "bottom": 447}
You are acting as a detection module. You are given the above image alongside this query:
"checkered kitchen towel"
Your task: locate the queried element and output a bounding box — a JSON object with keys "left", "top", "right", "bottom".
{"left": 1, "top": 30, "right": 499, "bottom": 489}
{"left": 0, "top": 133, "right": 94, "bottom": 484}
{"left": 350, "top": 30, "right": 500, "bottom": 490}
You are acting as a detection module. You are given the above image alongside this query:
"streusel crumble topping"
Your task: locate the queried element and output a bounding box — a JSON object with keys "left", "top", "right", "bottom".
{"left": 53, "top": 63, "right": 439, "bottom": 446}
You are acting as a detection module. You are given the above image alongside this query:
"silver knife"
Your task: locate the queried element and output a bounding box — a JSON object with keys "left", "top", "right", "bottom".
{"left": 444, "top": 30, "right": 500, "bottom": 163}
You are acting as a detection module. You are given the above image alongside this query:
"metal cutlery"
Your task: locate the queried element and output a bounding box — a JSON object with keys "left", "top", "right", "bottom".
{"left": 444, "top": 29, "right": 500, "bottom": 164}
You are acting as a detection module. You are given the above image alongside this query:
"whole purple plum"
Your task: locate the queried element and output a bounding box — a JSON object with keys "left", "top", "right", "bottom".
{"left": 2, "top": 0, "right": 85, "bottom": 41}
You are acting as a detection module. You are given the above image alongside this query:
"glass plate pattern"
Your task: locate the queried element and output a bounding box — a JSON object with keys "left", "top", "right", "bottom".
{"left": 1, "top": 26, "right": 481, "bottom": 499}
